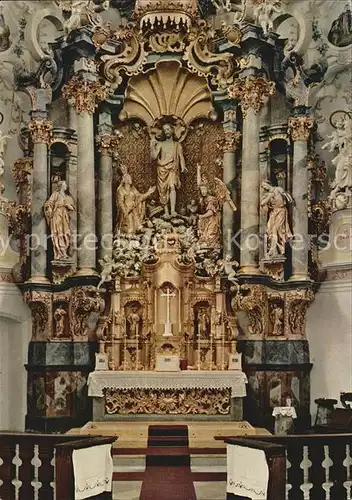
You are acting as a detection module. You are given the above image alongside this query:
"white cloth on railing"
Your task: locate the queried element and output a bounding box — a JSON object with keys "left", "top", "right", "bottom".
{"left": 272, "top": 407, "right": 297, "bottom": 418}
{"left": 87, "top": 370, "right": 248, "bottom": 398}
{"left": 72, "top": 444, "right": 113, "bottom": 500}
{"left": 227, "top": 444, "right": 269, "bottom": 499}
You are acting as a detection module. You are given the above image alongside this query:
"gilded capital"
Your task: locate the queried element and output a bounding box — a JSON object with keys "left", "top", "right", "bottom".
{"left": 28, "top": 120, "right": 53, "bottom": 144}
{"left": 97, "top": 130, "right": 123, "bottom": 157}
{"left": 288, "top": 116, "right": 315, "bottom": 141}
{"left": 62, "top": 78, "right": 109, "bottom": 115}
{"left": 223, "top": 130, "right": 242, "bottom": 153}
{"left": 228, "top": 77, "right": 275, "bottom": 116}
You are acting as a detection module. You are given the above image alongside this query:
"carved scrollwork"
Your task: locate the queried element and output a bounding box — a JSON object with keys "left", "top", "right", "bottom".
{"left": 285, "top": 288, "right": 315, "bottom": 336}
{"left": 101, "top": 24, "right": 147, "bottom": 87}
{"left": 184, "top": 20, "right": 238, "bottom": 89}
{"left": 104, "top": 387, "right": 231, "bottom": 415}
{"left": 0, "top": 200, "right": 30, "bottom": 237}
{"left": 24, "top": 291, "right": 52, "bottom": 340}
{"left": 149, "top": 32, "right": 187, "bottom": 53}
{"left": 231, "top": 284, "right": 268, "bottom": 336}
{"left": 70, "top": 286, "right": 105, "bottom": 337}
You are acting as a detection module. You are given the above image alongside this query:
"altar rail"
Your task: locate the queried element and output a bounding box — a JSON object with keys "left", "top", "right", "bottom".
{"left": 217, "top": 433, "right": 352, "bottom": 500}
{"left": 0, "top": 432, "right": 115, "bottom": 500}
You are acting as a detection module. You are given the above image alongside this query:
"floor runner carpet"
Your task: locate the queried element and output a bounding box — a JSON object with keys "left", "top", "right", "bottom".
{"left": 139, "top": 425, "right": 197, "bottom": 500}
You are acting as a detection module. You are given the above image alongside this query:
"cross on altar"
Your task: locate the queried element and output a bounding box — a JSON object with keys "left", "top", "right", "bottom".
{"left": 161, "top": 287, "right": 176, "bottom": 337}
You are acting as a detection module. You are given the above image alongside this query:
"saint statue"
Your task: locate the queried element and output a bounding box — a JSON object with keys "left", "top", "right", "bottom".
{"left": 322, "top": 114, "right": 352, "bottom": 199}
{"left": 271, "top": 305, "right": 283, "bottom": 336}
{"left": 116, "top": 167, "right": 155, "bottom": 235}
{"left": 54, "top": 306, "right": 67, "bottom": 338}
{"left": 197, "top": 307, "right": 210, "bottom": 338}
{"left": 261, "top": 181, "right": 294, "bottom": 257}
{"left": 127, "top": 306, "right": 141, "bottom": 339}
{"left": 44, "top": 180, "right": 75, "bottom": 261}
{"left": 0, "top": 130, "right": 10, "bottom": 195}
{"left": 150, "top": 123, "right": 186, "bottom": 217}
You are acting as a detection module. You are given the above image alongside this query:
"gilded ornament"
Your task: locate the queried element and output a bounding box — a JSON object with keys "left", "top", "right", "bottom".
{"left": 231, "top": 284, "right": 267, "bottom": 336}
{"left": 62, "top": 78, "right": 109, "bottom": 115}
{"left": 285, "top": 288, "right": 315, "bottom": 336}
{"left": 104, "top": 387, "right": 231, "bottom": 415}
{"left": 228, "top": 77, "right": 275, "bottom": 116}
{"left": 288, "top": 115, "right": 315, "bottom": 141}
{"left": 70, "top": 286, "right": 105, "bottom": 337}
{"left": 12, "top": 157, "right": 33, "bottom": 195}
{"left": 24, "top": 291, "right": 52, "bottom": 340}
{"left": 222, "top": 130, "right": 241, "bottom": 153}
{"left": 28, "top": 120, "right": 53, "bottom": 144}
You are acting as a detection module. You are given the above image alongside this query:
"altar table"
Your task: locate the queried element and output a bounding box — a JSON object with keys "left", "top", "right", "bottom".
{"left": 88, "top": 371, "right": 248, "bottom": 420}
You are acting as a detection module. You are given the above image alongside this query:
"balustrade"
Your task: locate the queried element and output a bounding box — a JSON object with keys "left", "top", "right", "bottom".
{"left": 0, "top": 433, "right": 115, "bottom": 500}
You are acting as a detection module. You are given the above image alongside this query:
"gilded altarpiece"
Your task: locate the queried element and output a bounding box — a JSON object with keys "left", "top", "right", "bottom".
{"left": 1, "top": 0, "right": 329, "bottom": 430}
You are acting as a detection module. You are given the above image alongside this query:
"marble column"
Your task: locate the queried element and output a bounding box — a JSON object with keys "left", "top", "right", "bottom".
{"left": 222, "top": 121, "right": 241, "bottom": 257}
{"left": 63, "top": 78, "right": 108, "bottom": 276}
{"left": 28, "top": 118, "right": 52, "bottom": 282}
{"left": 97, "top": 134, "right": 113, "bottom": 261}
{"left": 288, "top": 115, "right": 314, "bottom": 281}
{"left": 228, "top": 77, "right": 275, "bottom": 274}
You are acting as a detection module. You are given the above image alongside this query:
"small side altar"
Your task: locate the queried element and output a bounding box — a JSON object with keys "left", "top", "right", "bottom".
{"left": 88, "top": 370, "right": 247, "bottom": 419}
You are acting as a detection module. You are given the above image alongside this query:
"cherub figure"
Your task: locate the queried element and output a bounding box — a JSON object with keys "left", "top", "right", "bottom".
{"left": 98, "top": 254, "right": 117, "bottom": 289}
{"left": 254, "top": 0, "right": 282, "bottom": 35}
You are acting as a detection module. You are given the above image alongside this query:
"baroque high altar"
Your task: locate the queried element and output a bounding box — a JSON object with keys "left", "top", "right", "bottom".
{"left": 0, "top": 0, "right": 336, "bottom": 430}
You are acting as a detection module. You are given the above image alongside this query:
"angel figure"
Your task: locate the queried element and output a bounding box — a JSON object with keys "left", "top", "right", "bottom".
{"left": 150, "top": 122, "right": 186, "bottom": 217}
{"left": 254, "top": 0, "right": 282, "bottom": 35}
{"left": 116, "top": 166, "right": 155, "bottom": 235}
{"left": 197, "top": 164, "right": 237, "bottom": 248}
{"left": 98, "top": 255, "right": 118, "bottom": 289}
{"left": 57, "top": 0, "right": 109, "bottom": 33}
{"left": 261, "top": 181, "right": 294, "bottom": 257}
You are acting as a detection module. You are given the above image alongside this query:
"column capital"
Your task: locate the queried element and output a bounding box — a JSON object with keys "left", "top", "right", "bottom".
{"left": 223, "top": 130, "right": 242, "bottom": 153}
{"left": 288, "top": 115, "right": 315, "bottom": 141}
{"left": 62, "top": 77, "right": 109, "bottom": 114}
{"left": 28, "top": 119, "right": 53, "bottom": 144}
{"left": 228, "top": 77, "right": 275, "bottom": 117}
{"left": 96, "top": 130, "right": 123, "bottom": 156}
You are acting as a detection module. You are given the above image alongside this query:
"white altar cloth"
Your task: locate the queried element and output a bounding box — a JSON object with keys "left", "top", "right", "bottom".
{"left": 88, "top": 371, "right": 248, "bottom": 398}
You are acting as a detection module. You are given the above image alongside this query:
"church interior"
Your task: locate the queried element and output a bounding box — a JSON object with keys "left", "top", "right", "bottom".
{"left": 0, "top": 0, "right": 351, "bottom": 499}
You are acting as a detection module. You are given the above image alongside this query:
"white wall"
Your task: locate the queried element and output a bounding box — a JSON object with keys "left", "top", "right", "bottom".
{"left": 307, "top": 280, "right": 352, "bottom": 420}
{"left": 0, "top": 284, "right": 31, "bottom": 431}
